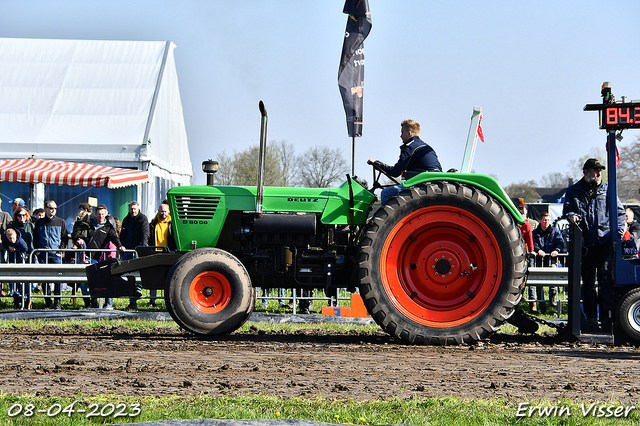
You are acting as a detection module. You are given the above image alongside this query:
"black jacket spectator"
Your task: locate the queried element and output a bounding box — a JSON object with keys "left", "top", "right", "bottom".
{"left": 71, "top": 214, "right": 92, "bottom": 246}
{"left": 121, "top": 212, "right": 149, "bottom": 249}
{"left": 86, "top": 216, "right": 122, "bottom": 261}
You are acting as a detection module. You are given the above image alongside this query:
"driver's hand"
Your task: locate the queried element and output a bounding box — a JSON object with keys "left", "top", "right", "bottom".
{"left": 367, "top": 158, "right": 375, "bottom": 165}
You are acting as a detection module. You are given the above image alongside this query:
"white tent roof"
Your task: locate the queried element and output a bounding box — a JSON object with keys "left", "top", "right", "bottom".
{"left": 0, "top": 37, "right": 192, "bottom": 179}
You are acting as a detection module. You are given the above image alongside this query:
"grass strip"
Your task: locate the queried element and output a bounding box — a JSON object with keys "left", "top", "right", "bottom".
{"left": 0, "top": 394, "right": 638, "bottom": 426}
{"left": 0, "top": 317, "right": 562, "bottom": 337}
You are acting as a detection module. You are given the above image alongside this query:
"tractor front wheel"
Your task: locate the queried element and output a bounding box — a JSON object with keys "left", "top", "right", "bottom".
{"left": 165, "top": 248, "right": 254, "bottom": 336}
{"left": 358, "top": 182, "right": 527, "bottom": 345}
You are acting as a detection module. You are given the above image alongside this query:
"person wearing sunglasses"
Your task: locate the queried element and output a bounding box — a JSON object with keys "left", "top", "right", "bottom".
{"left": 33, "top": 200, "right": 68, "bottom": 310}
{"left": 8, "top": 207, "right": 35, "bottom": 308}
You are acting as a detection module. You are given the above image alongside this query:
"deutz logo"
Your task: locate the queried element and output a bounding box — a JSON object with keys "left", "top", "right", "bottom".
{"left": 287, "top": 197, "right": 319, "bottom": 202}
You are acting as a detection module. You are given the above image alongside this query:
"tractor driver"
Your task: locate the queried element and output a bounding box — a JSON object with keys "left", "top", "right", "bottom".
{"left": 563, "top": 158, "right": 626, "bottom": 328}
{"left": 368, "top": 119, "right": 442, "bottom": 204}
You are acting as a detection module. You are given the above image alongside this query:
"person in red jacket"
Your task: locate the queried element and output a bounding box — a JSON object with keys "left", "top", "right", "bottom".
{"left": 516, "top": 204, "right": 537, "bottom": 312}
{"left": 520, "top": 205, "right": 535, "bottom": 254}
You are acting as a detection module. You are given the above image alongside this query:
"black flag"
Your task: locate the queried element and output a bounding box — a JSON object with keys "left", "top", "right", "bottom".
{"left": 338, "top": 0, "right": 371, "bottom": 138}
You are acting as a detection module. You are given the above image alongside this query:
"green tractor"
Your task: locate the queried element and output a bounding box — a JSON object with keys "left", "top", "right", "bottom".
{"left": 88, "top": 101, "right": 527, "bottom": 345}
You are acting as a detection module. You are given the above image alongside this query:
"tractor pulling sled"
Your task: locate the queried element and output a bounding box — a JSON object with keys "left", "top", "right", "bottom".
{"left": 86, "top": 85, "right": 640, "bottom": 345}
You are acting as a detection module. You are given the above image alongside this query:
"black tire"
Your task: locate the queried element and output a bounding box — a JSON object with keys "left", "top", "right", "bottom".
{"left": 165, "top": 248, "right": 254, "bottom": 336}
{"left": 357, "top": 182, "right": 527, "bottom": 345}
{"left": 617, "top": 288, "right": 640, "bottom": 343}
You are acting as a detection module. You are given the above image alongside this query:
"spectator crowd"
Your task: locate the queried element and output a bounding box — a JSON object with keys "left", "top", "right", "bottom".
{"left": 518, "top": 200, "right": 640, "bottom": 316}
{"left": 0, "top": 197, "right": 173, "bottom": 311}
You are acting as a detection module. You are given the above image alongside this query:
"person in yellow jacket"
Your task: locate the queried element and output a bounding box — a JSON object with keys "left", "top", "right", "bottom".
{"left": 147, "top": 200, "right": 175, "bottom": 307}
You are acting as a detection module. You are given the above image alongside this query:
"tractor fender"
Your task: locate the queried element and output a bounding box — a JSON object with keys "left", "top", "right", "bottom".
{"left": 403, "top": 172, "right": 525, "bottom": 224}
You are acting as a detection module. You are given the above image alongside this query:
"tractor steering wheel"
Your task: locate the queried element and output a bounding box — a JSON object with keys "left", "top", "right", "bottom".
{"left": 367, "top": 160, "right": 401, "bottom": 191}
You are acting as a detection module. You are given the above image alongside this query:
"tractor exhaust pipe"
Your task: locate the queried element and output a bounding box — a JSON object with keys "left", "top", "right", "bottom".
{"left": 256, "top": 100, "right": 268, "bottom": 215}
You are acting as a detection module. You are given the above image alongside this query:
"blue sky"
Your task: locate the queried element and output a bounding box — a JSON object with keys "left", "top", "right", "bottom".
{"left": 2, "top": 0, "right": 639, "bottom": 187}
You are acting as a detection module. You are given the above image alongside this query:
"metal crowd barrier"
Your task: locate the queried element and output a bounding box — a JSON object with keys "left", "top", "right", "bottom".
{"left": 256, "top": 288, "right": 350, "bottom": 315}
{"left": 0, "top": 248, "right": 141, "bottom": 310}
{"left": 525, "top": 253, "right": 570, "bottom": 318}
{"left": 2, "top": 249, "right": 573, "bottom": 315}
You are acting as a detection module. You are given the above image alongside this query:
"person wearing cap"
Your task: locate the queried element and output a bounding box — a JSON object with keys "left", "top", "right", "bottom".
{"left": 11, "top": 198, "right": 26, "bottom": 213}
{"left": 562, "top": 158, "right": 625, "bottom": 328}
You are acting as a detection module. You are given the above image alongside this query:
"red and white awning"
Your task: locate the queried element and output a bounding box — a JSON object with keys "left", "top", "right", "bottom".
{"left": 0, "top": 158, "right": 148, "bottom": 189}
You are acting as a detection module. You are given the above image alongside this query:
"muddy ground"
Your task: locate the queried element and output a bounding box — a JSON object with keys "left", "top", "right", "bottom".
{"left": 0, "top": 323, "right": 639, "bottom": 403}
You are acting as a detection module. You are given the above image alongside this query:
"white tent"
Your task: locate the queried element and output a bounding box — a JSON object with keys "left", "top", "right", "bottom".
{"left": 0, "top": 37, "right": 192, "bottom": 216}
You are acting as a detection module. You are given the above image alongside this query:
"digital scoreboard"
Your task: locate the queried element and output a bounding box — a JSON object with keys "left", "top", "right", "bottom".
{"left": 584, "top": 103, "right": 640, "bottom": 130}
{"left": 584, "top": 83, "right": 640, "bottom": 130}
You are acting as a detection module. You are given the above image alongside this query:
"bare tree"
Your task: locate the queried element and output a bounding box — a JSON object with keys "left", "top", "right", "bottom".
{"left": 563, "top": 141, "right": 640, "bottom": 202}
{"left": 567, "top": 146, "right": 607, "bottom": 183}
{"left": 232, "top": 144, "right": 280, "bottom": 186}
{"left": 618, "top": 135, "right": 640, "bottom": 202}
{"left": 213, "top": 151, "right": 234, "bottom": 185}
{"left": 212, "top": 140, "right": 298, "bottom": 187}
{"left": 540, "top": 172, "right": 573, "bottom": 188}
{"left": 504, "top": 180, "right": 539, "bottom": 203}
{"left": 297, "top": 146, "right": 349, "bottom": 188}
{"left": 271, "top": 140, "right": 298, "bottom": 187}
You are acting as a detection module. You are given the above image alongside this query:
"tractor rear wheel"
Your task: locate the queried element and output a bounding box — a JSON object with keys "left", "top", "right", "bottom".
{"left": 358, "top": 182, "right": 527, "bottom": 345}
{"left": 165, "top": 248, "right": 254, "bottom": 336}
{"left": 617, "top": 288, "right": 640, "bottom": 343}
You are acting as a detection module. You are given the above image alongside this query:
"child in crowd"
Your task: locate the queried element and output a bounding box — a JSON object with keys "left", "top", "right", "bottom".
{"left": 4, "top": 228, "right": 27, "bottom": 264}
{"left": 31, "top": 208, "right": 45, "bottom": 222}
{"left": 3, "top": 228, "right": 28, "bottom": 308}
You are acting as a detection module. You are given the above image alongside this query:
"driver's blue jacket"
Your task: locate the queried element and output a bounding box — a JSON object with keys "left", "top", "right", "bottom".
{"left": 374, "top": 136, "right": 442, "bottom": 179}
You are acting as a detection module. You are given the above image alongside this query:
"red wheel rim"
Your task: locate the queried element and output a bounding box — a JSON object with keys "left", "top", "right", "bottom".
{"left": 380, "top": 205, "right": 502, "bottom": 327}
{"left": 189, "top": 271, "right": 232, "bottom": 313}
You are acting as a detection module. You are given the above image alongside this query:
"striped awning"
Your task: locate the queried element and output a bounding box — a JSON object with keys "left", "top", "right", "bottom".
{"left": 0, "top": 158, "right": 148, "bottom": 189}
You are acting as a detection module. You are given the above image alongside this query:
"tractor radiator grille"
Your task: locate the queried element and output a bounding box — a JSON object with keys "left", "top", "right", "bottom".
{"left": 174, "top": 196, "right": 220, "bottom": 220}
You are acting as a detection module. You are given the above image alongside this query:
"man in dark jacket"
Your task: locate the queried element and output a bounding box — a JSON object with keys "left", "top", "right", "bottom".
{"left": 85, "top": 205, "right": 123, "bottom": 261}
{"left": 532, "top": 212, "right": 566, "bottom": 313}
{"left": 33, "top": 200, "right": 68, "bottom": 309}
{"left": 85, "top": 204, "right": 124, "bottom": 309}
{"left": 121, "top": 201, "right": 149, "bottom": 254}
{"left": 368, "top": 119, "right": 442, "bottom": 204}
{"left": 563, "top": 158, "right": 626, "bottom": 327}
{"left": 532, "top": 213, "right": 565, "bottom": 266}
{"left": 121, "top": 201, "right": 149, "bottom": 310}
